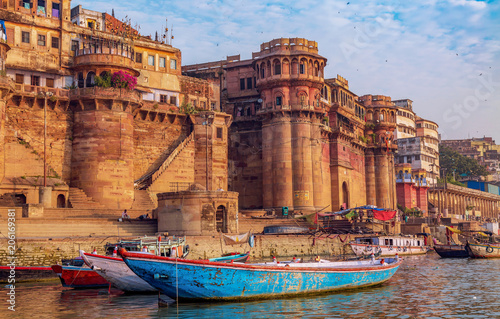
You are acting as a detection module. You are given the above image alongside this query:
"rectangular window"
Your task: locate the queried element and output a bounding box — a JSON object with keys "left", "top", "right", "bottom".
{"left": 22, "top": 0, "right": 31, "bottom": 9}
{"left": 276, "top": 96, "right": 282, "bottom": 106}
{"left": 31, "top": 75, "right": 40, "bottom": 86}
{"left": 37, "top": 0, "right": 46, "bottom": 15}
{"left": 37, "top": 34, "right": 46, "bottom": 46}
{"left": 159, "top": 57, "right": 166, "bottom": 68}
{"left": 15, "top": 74, "right": 24, "bottom": 84}
{"left": 240, "top": 78, "right": 245, "bottom": 90}
{"left": 135, "top": 52, "right": 142, "bottom": 63}
{"left": 21, "top": 31, "right": 30, "bottom": 43}
{"left": 170, "top": 96, "right": 177, "bottom": 105}
{"left": 247, "top": 77, "right": 252, "bottom": 90}
{"left": 300, "top": 63, "right": 305, "bottom": 74}
{"left": 160, "top": 94, "right": 168, "bottom": 103}
{"left": 170, "top": 59, "right": 177, "bottom": 70}
{"left": 52, "top": 2, "right": 60, "bottom": 18}
{"left": 148, "top": 55, "right": 154, "bottom": 66}
{"left": 260, "top": 68, "right": 265, "bottom": 78}
{"left": 71, "top": 40, "right": 78, "bottom": 52}
{"left": 216, "top": 127, "right": 223, "bottom": 139}
{"left": 46, "top": 78, "right": 54, "bottom": 88}
{"left": 51, "top": 36, "right": 59, "bottom": 49}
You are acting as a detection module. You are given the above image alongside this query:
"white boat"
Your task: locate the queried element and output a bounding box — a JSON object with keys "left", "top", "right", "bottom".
{"left": 349, "top": 235, "right": 429, "bottom": 257}
{"left": 80, "top": 236, "right": 189, "bottom": 293}
{"left": 81, "top": 251, "right": 157, "bottom": 292}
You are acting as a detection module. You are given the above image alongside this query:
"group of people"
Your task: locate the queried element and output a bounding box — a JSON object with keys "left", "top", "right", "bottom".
{"left": 120, "top": 210, "right": 150, "bottom": 221}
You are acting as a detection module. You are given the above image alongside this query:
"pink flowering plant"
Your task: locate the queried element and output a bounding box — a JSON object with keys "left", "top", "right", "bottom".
{"left": 111, "top": 70, "right": 137, "bottom": 90}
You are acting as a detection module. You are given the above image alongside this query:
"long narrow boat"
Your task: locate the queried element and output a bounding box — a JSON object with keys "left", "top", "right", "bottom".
{"left": 119, "top": 248, "right": 402, "bottom": 301}
{"left": 209, "top": 252, "right": 250, "bottom": 263}
{"left": 0, "top": 266, "right": 57, "bottom": 283}
{"left": 433, "top": 244, "right": 469, "bottom": 258}
{"left": 350, "top": 235, "right": 429, "bottom": 257}
{"left": 81, "top": 251, "right": 156, "bottom": 292}
{"left": 81, "top": 250, "right": 249, "bottom": 293}
{"left": 51, "top": 261, "right": 109, "bottom": 289}
{"left": 466, "top": 242, "right": 500, "bottom": 258}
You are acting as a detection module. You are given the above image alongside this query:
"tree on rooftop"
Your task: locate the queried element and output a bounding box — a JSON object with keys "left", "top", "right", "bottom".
{"left": 439, "top": 145, "right": 489, "bottom": 179}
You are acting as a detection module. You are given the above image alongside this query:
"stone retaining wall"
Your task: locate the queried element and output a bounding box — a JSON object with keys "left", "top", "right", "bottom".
{"left": 0, "top": 234, "right": 355, "bottom": 266}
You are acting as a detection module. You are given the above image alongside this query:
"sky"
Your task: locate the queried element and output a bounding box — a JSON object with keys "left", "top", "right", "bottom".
{"left": 75, "top": 0, "right": 500, "bottom": 142}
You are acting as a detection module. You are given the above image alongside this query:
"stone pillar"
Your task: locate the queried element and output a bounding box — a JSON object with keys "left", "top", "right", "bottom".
{"left": 71, "top": 110, "right": 134, "bottom": 209}
{"left": 291, "top": 116, "right": 313, "bottom": 211}
{"left": 192, "top": 112, "right": 232, "bottom": 192}
{"left": 262, "top": 121, "right": 274, "bottom": 208}
{"left": 365, "top": 150, "right": 376, "bottom": 206}
{"left": 39, "top": 186, "right": 53, "bottom": 208}
{"left": 311, "top": 121, "right": 330, "bottom": 210}
{"left": 375, "top": 151, "right": 390, "bottom": 208}
{"left": 272, "top": 115, "right": 293, "bottom": 210}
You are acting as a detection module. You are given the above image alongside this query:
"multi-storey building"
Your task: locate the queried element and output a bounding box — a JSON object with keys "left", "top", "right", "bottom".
{"left": 0, "top": 0, "right": 228, "bottom": 220}
{"left": 441, "top": 137, "right": 500, "bottom": 182}
{"left": 185, "top": 38, "right": 400, "bottom": 213}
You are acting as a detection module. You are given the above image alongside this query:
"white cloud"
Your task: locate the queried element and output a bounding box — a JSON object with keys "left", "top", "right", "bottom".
{"left": 73, "top": 0, "right": 500, "bottom": 141}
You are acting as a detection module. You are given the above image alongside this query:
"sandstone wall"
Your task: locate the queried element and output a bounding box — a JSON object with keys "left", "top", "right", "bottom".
{"left": 5, "top": 105, "right": 73, "bottom": 183}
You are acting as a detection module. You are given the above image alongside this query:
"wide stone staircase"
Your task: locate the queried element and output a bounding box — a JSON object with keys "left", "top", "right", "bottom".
{"left": 135, "top": 132, "right": 194, "bottom": 190}
{"left": 68, "top": 187, "right": 106, "bottom": 209}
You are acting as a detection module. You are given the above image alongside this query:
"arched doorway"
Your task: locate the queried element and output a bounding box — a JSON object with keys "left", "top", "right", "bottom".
{"left": 342, "top": 182, "right": 349, "bottom": 209}
{"left": 57, "top": 194, "right": 66, "bottom": 208}
{"left": 216, "top": 205, "right": 227, "bottom": 233}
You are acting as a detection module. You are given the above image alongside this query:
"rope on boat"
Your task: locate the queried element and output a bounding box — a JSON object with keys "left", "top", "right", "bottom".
{"left": 176, "top": 256, "right": 179, "bottom": 315}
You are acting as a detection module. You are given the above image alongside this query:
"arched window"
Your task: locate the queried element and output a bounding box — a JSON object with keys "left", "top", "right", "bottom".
{"left": 299, "top": 59, "right": 306, "bottom": 74}
{"left": 291, "top": 58, "right": 298, "bottom": 75}
{"left": 273, "top": 59, "right": 281, "bottom": 75}
{"left": 77, "top": 72, "right": 84, "bottom": 88}
{"left": 86, "top": 71, "right": 96, "bottom": 87}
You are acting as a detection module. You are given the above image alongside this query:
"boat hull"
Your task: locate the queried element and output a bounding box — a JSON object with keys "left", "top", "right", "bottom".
{"left": 0, "top": 266, "right": 57, "bottom": 283}
{"left": 51, "top": 265, "right": 109, "bottom": 288}
{"left": 121, "top": 251, "right": 402, "bottom": 301}
{"left": 350, "top": 243, "right": 427, "bottom": 257}
{"left": 466, "top": 242, "right": 500, "bottom": 258}
{"left": 434, "top": 245, "right": 469, "bottom": 258}
{"left": 209, "top": 252, "right": 250, "bottom": 263}
{"left": 81, "top": 252, "right": 156, "bottom": 292}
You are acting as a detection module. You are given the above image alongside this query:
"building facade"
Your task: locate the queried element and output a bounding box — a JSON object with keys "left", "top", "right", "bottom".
{"left": 185, "top": 38, "right": 402, "bottom": 213}
{"left": 0, "top": 0, "right": 228, "bottom": 219}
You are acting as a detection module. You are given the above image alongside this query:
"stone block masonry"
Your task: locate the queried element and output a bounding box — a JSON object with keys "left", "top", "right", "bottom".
{"left": 0, "top": 234, "right": 355, "bottom": 266}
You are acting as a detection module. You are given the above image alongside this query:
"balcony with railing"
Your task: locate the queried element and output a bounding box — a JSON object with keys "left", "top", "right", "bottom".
{"left": 13, "top": 84, "right": 69, "bottom": 99}
{"left": 73, "top": 37, "right": 137, "bottom": 73}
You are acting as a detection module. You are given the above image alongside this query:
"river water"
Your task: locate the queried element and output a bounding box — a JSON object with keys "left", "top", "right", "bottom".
{"left": 3, "top": 254, "right": 500, "bottom": 319}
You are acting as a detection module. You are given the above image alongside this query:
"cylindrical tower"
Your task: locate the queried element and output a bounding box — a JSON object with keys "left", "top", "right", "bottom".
{"left": 365, "top": 150, "right": 377, "bottom": 206}
{"left": 70, "top": 88, "right": 141, "bottom": 209}
{"left": 254, "top": 38, "right": 330, "bottom": 213}
{"left": 272, "top": 115, "right": 293, "bottom": 209}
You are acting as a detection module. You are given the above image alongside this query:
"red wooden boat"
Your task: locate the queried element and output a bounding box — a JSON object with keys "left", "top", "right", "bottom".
{"left": 0, "top": 266, "right": 57, "bottom": 283}
{"left": 51, "top": 257, "right": 109, "bottom": 289}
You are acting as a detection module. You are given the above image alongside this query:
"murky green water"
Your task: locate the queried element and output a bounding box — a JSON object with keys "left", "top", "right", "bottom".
{"left": 3, "top": 254, "right": 500, "bottom": 319}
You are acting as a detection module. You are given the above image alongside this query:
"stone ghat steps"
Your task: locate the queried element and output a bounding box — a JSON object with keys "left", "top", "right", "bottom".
{"left": 0, "top": 218, "right": 158, "bottom": 238}
{"left": 41, "top": 208, "right": 150, "bottom": 219}
{"left": 130, "top": 190, "right": 156, "bottom": 211}
{"left": 68, "top": 188, "right": 106, "bottom": 209}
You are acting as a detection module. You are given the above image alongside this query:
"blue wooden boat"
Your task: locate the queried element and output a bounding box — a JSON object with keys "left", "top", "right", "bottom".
{"left": 119, "top": 248, "right": 402, "bottom": 301}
